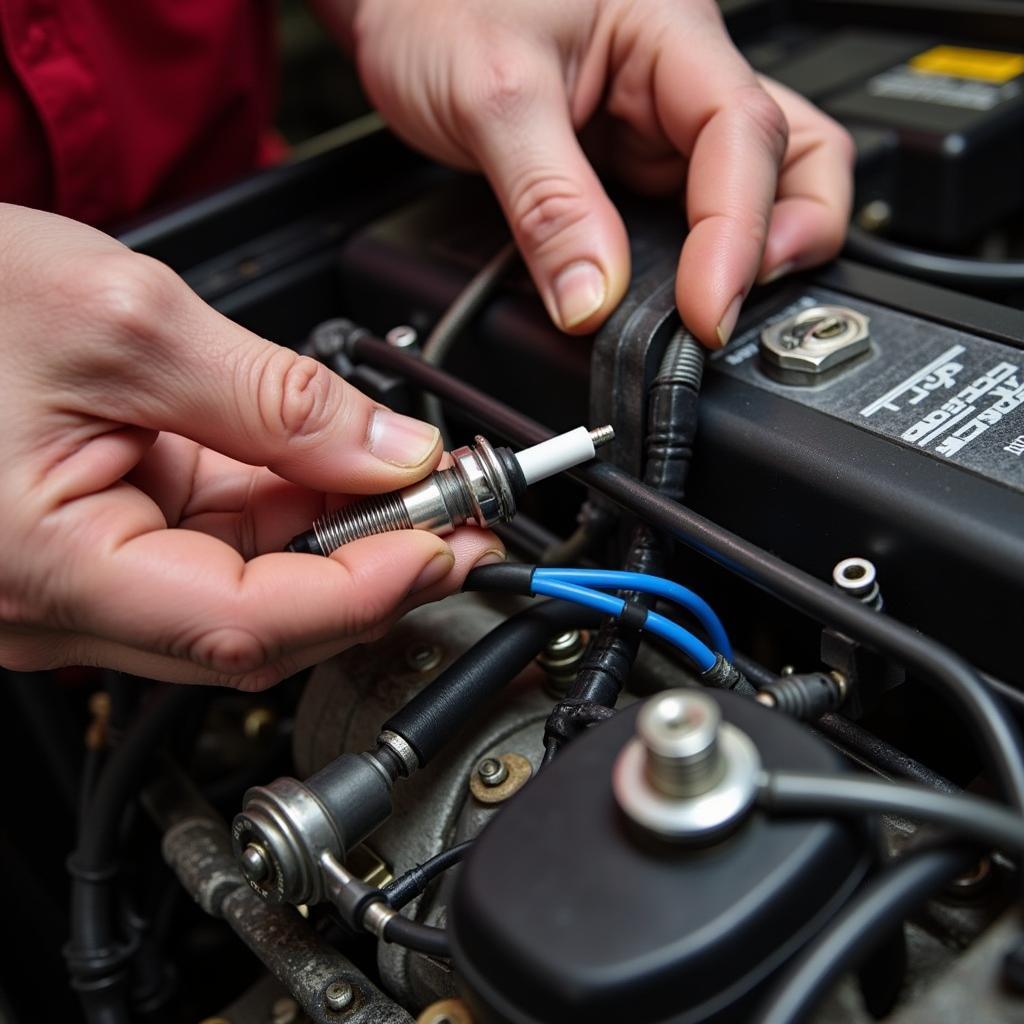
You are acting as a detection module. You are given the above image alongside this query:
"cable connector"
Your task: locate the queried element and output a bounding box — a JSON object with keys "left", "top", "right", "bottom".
{"left": 287, "top": 426, "right": 614, "bottom": 556}
{"left": 756, "top": 671, "right": 847, "bottom": 720}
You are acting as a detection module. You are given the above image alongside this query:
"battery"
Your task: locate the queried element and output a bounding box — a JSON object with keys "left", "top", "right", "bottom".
{"left": 744, "top": 28, "right": 1024, "bottom": 248}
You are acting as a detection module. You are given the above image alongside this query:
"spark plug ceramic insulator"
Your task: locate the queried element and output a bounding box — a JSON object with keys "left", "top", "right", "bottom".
{"left": 286, "top": 425, "right": 615, "bottom": 557}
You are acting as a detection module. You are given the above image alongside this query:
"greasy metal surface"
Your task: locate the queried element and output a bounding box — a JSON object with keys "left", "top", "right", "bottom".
{"left": 221, "top": 884, "right": 412, "bottom": 1024}
{"left": 162, "top": 813, "right": 410, "bottom": 1024}
{"left": 163, "top": 816, "right": 247, "bottom": 917}
{"left": 294, "top": 593, "right": 639, "bottom": 1010}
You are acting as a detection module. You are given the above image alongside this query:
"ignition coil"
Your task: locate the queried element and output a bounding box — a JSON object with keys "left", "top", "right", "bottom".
{"left": 286, "top": 425, "right": 614, "bottom": 556}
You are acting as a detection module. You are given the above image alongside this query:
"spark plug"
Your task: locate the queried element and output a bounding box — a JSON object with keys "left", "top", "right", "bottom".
{"left": 286, "top": 425, "right": 615, "bottom": 556}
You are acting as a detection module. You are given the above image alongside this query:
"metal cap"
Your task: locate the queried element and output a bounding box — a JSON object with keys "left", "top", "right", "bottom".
{"left": 614, "top": 691, "right": 760, "bottom": 844}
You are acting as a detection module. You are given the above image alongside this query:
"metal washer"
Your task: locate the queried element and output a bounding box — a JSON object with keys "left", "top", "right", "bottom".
{"left": 612, "top": 722, "right": 761, "bottom": 843}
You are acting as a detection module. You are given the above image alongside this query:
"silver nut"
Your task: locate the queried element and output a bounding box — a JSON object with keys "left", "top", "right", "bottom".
{"left": 761, "top": 305, "right": 869, "bottom": 373}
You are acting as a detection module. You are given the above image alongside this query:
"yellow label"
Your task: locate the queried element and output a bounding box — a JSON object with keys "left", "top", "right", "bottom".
{"left": 910, "top": 45, "right": 1024, "bottom": 83}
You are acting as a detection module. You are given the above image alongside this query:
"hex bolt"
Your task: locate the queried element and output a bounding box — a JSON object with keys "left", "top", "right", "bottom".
{"left": 637, "top": 692, "right": 725, "bottom": 798}
{"left": 241, "top": 843, "right": 271, "bottom": 883}
{"left": 475, "top": 757, "right": 509, "bottom": 787}
{"left": 325, "top": 981, "right": 355, "bottom": 1013}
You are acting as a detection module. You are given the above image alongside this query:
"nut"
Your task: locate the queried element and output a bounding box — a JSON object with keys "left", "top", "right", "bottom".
{"left": 760, "top": 305, "right": 869, "bottom": 373}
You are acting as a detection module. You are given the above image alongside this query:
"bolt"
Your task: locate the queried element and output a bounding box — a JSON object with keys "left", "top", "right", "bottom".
{"left": 325, "top": 981, "right": 355, "bottom": 1012}
{"left": 271, "top": 997, "right": 299, "bottom": 1024}
{"left": 406, "top": 642, "right": 443, "bottom": 673}
{"left": 536, "top": 629, "right": 588, "bottom": 693}
{"left": 241, "top": 843, "right": 271, "bottom": 883}
{"left": 780, "top": 665, "right": 795, "bottom": 676}
{"left": 637, "top": 691, "right": 724, "bottom": 798}
{"left": 476, "top": 757, "right": 509, "bottom": 787}
{"left": 385, "top": 325, "right": 419, "bottom": 348}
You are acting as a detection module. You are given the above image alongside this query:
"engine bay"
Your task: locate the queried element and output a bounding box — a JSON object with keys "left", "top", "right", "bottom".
{"left": 5, "top": 3, "right": 1024, "bottom": 1023}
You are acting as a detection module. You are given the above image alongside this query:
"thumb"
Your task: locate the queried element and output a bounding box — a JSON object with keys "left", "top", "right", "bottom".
{"left": 458, "top": 60, "right": 630, "bottom": 334}
{"left": 81, "top": 253, "right": 443, "bottom": 494}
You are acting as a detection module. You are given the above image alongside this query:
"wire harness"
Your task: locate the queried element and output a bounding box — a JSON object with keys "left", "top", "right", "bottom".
{"left": 465, "top": 563, "right": 733, "bottom": 675}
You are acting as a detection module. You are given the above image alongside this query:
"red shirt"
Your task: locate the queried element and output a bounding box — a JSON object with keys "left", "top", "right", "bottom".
{"left": 0, "top": 0, "right": 280, "bottom": 228}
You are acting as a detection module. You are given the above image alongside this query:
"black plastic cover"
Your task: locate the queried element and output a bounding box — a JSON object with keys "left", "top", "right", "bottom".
{"left": 450, "top": 691, "right": 873, "bottom": 1024}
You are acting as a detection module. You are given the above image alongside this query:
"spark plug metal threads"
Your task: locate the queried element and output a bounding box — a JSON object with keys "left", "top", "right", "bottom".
{"left": 287, "top": 426, "right": 614, "bottom": 557}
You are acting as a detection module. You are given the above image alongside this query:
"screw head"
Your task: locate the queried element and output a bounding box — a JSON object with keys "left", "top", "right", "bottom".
{"left": 241, "top": 843, "right": 271, "bottom": 883}
{"left": 325, "top": 981, "right": 355, "bottom": 1012}
{"left": 476, "top": 757, "right": 509, "bottom": 787}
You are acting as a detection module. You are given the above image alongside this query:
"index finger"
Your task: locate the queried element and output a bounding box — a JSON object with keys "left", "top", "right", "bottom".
{"left": 652, "top": 16, "right": 789, "bottom": 345}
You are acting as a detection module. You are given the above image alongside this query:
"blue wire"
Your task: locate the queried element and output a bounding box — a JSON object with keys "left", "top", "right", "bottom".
{"left": 529, "top": 577, "right": 717, "bottom": 673}
{"left": 533, "top": 567, "right": 733, "bottom": 661}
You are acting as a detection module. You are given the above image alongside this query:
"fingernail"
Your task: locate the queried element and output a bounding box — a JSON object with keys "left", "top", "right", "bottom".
{"left": 759, "top": 260, "right": 795, "bottom": 286}
{"left": 410, "top": 549, "right": 455, "bottom": 593}
{"left": 474, "top": 548, "right": 507, "bottom": 567}
{"left": 553, "top": 261, "right": 606, "bottom": 329}
{"left": 367, "top": 409, "right": 440, "bottom": 467}
{"left": 715, "top": 295, "right": 743, "bottom": 347}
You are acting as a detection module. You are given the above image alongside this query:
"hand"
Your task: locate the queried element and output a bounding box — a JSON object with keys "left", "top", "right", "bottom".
{"left": 341, "top": 0, "right": 854, "bottom": 345}
{"left": 0, "top": 205, "right": 501, "bottom": 688}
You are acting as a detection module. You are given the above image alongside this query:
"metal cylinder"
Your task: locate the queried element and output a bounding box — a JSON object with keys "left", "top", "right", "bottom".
{"left": 832, "top": 557, "right": 883, "bottom": 609}
{"left": 637, "top": 692, "right": 725, "bottom": 798}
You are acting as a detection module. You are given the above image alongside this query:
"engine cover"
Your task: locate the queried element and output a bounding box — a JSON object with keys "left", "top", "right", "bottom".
{"left": 449, "top": 690, "right": 873, "bottom": 1024}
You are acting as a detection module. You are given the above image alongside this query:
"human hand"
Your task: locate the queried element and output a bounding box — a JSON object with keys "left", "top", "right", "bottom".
{"left": 338, "top": 0, "right": 853, "bottom": 345}
{"left": 0, "top": 205, "right": 501, "bottom": 688}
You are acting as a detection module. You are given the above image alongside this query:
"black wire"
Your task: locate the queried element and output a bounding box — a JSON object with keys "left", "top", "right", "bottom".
{"left": 381, "top": 599, "right": 601, "bottom": 766}
{"left": 845, "top": 224, "right": 1024, "bottom": 290}
{"left": 757, "top": 843, "right": 973, "bottom": 1024}
{"left": 66, "top": 685, "right": 204, "bottom": 1024}
{"left": 381, "top": 912, "right": 451, "bottom": 957}
{"left": 344, "top": 333, "right": 1024, "bottom": 812}
{"left": 382, "top": 841, "right": 473, "bottom": 910}
{"left": 546, "top": 328, "right": 704, "bottom": 752}
{"left": 759, "top": 772, "right": 1024, "bottom": 855}
{"left": 732, "top": 653, "right": 958, "bottom": 794}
